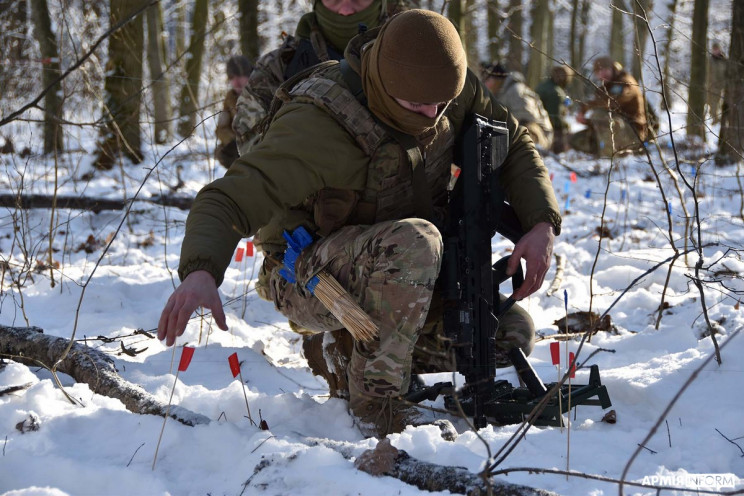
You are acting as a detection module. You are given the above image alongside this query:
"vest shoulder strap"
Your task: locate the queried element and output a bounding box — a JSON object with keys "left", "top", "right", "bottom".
{"left": 288, "top": 70, "right": 386, "bottom": 156}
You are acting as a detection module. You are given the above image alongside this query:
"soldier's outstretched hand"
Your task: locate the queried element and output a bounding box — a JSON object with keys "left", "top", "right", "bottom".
{"left": 507, "top": 222, "right": 555, "bottom": 300}
{"left": 157, "top": 270, "right": 228, "bottom": 346}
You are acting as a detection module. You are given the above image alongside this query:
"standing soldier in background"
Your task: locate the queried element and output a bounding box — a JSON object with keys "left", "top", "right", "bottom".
{"left": 215, "top": 56, "right": 253, "bottom": 168}
{"left": 536, "top": 65, "right": 573, "bottom": 154}
{"left": 158, "top": 10, "right": 560, "bottom": 439}
{"left": 570, "top": 56, "right": 648, "bottom": 157}
{"left": 481, "top": 62, "right": 554, "bottom": 151}
{"left": 707, "top": 42, "right": 728, "bottom": 125}
{"left": 232, "top": 0, "right": 404, "bottom": 154}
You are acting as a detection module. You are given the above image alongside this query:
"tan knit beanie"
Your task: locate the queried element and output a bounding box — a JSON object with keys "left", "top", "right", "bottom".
{"left": 376, "top": 9, "right": 466, "bottom": 103}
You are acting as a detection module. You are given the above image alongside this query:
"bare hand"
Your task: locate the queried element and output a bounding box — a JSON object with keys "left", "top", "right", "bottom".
{"left": 157, "top": 270, "right": 228, "bottom": 346}
{"left": 507, "top": 222, "right": 555, "bottom": 300}
{"left": 576, "top": 111, "right": 588, "bottom": 125}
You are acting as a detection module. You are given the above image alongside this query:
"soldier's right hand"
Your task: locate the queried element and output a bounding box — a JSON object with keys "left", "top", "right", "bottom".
{"left": 157, "top": 270, "right": 228, "bottom": 347}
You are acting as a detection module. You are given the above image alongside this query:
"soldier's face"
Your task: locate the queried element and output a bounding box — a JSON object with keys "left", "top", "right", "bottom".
{"left": 321, "top": 0, "right": 375, "bottom": 15}
{"left": 394, "top": 98, "right": 448, "bottom": 119}
{"left": 595, "top": 67, "right": 614, "bottom": 82}
{"left": 230, "top": 76, "right": 250, "bottom": 93}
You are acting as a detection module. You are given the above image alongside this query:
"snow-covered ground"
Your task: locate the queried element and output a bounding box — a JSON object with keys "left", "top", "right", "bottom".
{"left": 1, "top": 96, "right": 743, "bottom": 496}
{"left": 1, "top": 0, "right": 742, "bottom": 492}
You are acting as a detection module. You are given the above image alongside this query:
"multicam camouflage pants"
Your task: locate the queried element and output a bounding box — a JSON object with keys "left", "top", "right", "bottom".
{"left": 268, "top": 218, "right": 535, "bottom": 399}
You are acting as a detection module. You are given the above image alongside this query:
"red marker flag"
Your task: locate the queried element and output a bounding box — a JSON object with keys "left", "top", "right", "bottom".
{"left": 178, "top": 346, "right": 195, "bottom": 372}
{"left": 228, "top": 352, "right": 240, "bottom": 378}
{"left": 234, "top": 247, "right": 245, "bottom": 262}
{"left": 550, "top": 342, "right": 560, "bottom": 365}
{"left": 570, "top": 172, "right": 577, "bottom": 183}
{"left": 246, "top": 241, "right": 254, "bottom": 257}
{"left": 568, "top": 352, "right": 576, "bottom": 378}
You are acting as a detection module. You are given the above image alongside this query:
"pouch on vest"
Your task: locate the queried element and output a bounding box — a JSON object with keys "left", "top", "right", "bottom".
{"left": 314, "top": 188, "right": 360, "bottom": 236}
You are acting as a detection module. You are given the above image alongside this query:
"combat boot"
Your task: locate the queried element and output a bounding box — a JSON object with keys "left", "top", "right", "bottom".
{"left": 348, "top": 380, "right": 457, "bottom": 440}
{"left": 302, "top": 329, "right": 354, "bottom": 399}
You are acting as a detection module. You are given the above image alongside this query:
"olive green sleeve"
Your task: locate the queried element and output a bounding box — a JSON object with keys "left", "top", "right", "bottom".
{"left": 179, "top": 102, "right": 369, "bottom": 285}
{"left": 451, "top": 69, "right": 562, "bottom": 235}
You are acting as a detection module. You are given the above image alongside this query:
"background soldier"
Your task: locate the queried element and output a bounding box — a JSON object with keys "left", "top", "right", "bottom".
{"left": 570, "top": 56, "right": 648, "bottom": 157}
{"left": 159, "top": 10, "right": 561, "bottom": 439}
{"left": 707, "top": 42, "right": 728, "bottom": 125}
{"left": 232, "top": 0, "right": 403, "bottom": 154}
{"left": 536, "top": 65, "right": 573, "bottom": 154}
{"left": 214, "top": 55, "right": 253, "bottom": 168}
{"left": 481, "top": 62, "right": 554, "bottom": 151}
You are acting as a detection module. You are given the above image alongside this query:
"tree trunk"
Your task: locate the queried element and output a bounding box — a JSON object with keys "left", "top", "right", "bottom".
{"left": 526, "top": 0, "right": 550, "bottom": 88}
{"left": 239, "top": 0, "right": 259, "bottom": 61}
{"left": 464, "top": 0, "right": 479, "bottom": 69}
{"left": 660, "top": 0, "right": 678, "bottom": 110}
{"left": 547, "top": 3, "right": 554, "bottom": 63}
{"left": 0, "top": 192, "right": 194, "bottom": 212}
{"left": 29, "top": 0, "right": 64, "bottom": 154}
{"left": 631, "top": 0, "right": 653, "bottom": 80}
{"left": 610, "top": 0, "right": 626, "bottom": 67}
{"left": 173, "top": 0, "right": 186, "bottom": 60}
{"left": 570, "top": 0, "right": 579, "bottom": 68}
{"left": 686, "top": 0, "right": 709, "bottom": 139}
{"left": 95, "top": 0, "right": 146, "bottom": 169}
{"left": 0, "top": 0, "right": 29, "bottom": 80}
{"left": 176, "top": 0, "right": 208, "bottom": 138}
{"left": 715, "top": 0, "right": 743, "bottom": 164}
{"left": 487, "top": 0, "right": 501, "bottom": 63}
{"left": 505, "top": 0, "right": 523, "bottom": 72}
{"left": 569, "top": 0, "right": 585, "bottom": 98}
{"left": 447, "top": 0, "right": 465, "bottom": 42}
{"left": 571, "top": 0, "right": 592, "bottom": 99}
{"left": 146, "top": 2, "right": 171, "bottom": 144}
{"left": 353, "top": 439, "right": 559, "bottom": 496}
{"left": 0, "top": 326, "right": 210, "bottom": 426}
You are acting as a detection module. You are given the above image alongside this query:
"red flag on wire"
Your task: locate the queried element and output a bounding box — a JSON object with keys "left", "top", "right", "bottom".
{"left": 246, "top": 241, "right": 254, "bottom": 257}
{"left": 178, "top": 346, "right": 195, "bottom": 372}
{"left": 568, "top": 352, "right": 576, "bottom": 378}
{"left": 228, "top": 352, "right": 240, "bottom": 378}
{"left": 234, "top": 247, "right": 245, "bottom": 262}
{"left": 550, "top": 342, "right": 560, "bottom": 365}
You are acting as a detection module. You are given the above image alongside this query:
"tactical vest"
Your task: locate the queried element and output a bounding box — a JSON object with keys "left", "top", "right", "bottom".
{"left": 276, "top": 63, "right": 455, "bottom": 237}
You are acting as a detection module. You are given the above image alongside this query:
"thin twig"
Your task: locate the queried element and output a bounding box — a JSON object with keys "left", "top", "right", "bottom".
{"left": 250, "top": 435, "right": 276, "bottom": 454}
{"left": 715, "top": 428, "right": 744, "bottom": 457}
{"left": 126, "top": 443, "right": 145, "bottom": 467}
{"left": 666, "top": 419, "right": 671, "bottom": 448}
{"left": 637, "top": 443, "right": 657, "bottom": 454}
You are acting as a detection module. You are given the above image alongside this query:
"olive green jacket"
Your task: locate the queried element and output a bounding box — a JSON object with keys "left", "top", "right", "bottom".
{"left": 180, "top": 44, "right": 561, "bottom": 286}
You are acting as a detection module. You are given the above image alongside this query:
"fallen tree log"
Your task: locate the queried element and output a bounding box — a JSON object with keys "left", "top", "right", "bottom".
{"left": 354, "top": 438, "right": 558, "bottom": 496}
{"left": 0, "top": 193, "right": 193, "bottom": 212}
{"left": 0, "top": 325, "right": 209, "bottom": 426}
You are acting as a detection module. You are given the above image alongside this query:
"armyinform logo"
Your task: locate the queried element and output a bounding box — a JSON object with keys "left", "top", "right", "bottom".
{"left": 642, "top": 473, "right": 740, "bottom": 490}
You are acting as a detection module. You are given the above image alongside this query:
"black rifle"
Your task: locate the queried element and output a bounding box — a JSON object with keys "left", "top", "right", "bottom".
{"left": 407, "top": 114, "right": 611, "bottom": 428}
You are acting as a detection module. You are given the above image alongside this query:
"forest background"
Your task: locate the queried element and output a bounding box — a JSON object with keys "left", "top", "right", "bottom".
{"left": 1, "top": 1, "right": 743, "bottom": 495}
